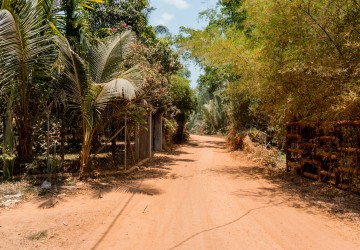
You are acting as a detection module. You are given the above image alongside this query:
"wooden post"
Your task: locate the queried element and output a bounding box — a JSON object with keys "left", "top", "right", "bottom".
{"left": 135, "top": 123, "right": 140, "bottom": 163}
{"left": 149, "top": 112, "right": 152, "bottom": 158}
{"left": 124, "top": 115, "right": 127, "bottom": 170}
{"left": 126, "top": 124, "right": 135, "bottom": 165}
{"left": 162, "top": 117, "right": 166, "bottom": 150}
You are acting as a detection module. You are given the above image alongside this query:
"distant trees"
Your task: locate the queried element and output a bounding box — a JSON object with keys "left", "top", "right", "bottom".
{"left": 189, "top": 66, "right": 227, "bottom": 134}
{"left": 87, "top": 0, "right": 156, "bottom": 42}
{"left": 169, "top": 74, "right": 197, "bottom": 142}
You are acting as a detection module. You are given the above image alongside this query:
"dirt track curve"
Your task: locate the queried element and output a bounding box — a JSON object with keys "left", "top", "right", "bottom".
{"left": 1, "top": 135, "right": 360, "bottom": 249}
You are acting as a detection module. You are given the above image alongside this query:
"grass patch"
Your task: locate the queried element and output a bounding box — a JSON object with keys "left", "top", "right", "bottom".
{"left": 27, "top": 230, "right": 48, "bottom": 240}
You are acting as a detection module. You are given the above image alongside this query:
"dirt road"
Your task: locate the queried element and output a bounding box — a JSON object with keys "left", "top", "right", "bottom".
{"left": 1, "top": 135, "right": 360, "bottom": 249}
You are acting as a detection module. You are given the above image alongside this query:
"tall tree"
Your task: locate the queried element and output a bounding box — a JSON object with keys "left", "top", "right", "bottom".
{"left": 170, "top": 74, "right": 197, "bottom": 142}
{"left": 57, "top": 31, "right": 143, "bottom": 177}
{"left": 61, "top": 0, "right": 103, "bottom": 54}
{"left": 179, "top": 0, "right": 360, "bottom": 146}
{"left": 0, "top": 0, "right": 55, "bottom": 165}
{"left": 87, "top": 0, "right": 156, "bottom": 43}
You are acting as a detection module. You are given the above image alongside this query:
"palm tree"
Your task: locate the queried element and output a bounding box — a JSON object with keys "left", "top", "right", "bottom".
{"left": 57, "top": 30, "right": 143, "bottom": 177}
{"left": 0, "top": 0, "right": 55, "bottom": 168}
{"left": 62, "top": 0, "right": 104, "bottom": 54}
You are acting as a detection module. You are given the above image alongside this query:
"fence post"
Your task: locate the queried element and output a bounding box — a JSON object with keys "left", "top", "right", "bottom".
{"left": 124, "top": 115, "right": 127, "bottom": 170}
{"left": 135, "top": 123, "right": 139, "bottom": 163}
{"left": 149, "top": 112, "right": 152, "bottom": 158}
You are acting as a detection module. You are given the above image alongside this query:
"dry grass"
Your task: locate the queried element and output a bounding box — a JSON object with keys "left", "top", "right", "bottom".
{"left": 27, "top": 230, "right": 48, "bottom": 240}
{"left": 243, "top": 135, "right": 285, "bottom": 169}
{"left": 0, "top": 180, "right": 32, "bottom": 197}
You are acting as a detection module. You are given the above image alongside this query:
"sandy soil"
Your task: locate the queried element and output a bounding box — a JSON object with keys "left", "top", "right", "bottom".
{"left": 1, "top": 135, "right": 360, "bottom": 250}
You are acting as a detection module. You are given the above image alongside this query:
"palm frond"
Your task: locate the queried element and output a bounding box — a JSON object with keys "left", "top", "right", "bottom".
{"left": 87, "top": 30, "right": 136, "bottom": 83}
{"left": 0, "top": 67, "right": 13, "bottom": 93}
{"left": 94, "top": 65, "right": 144, "bottom": 107}
{"left": 117, "top": 65, "right": 145, "bottom": 89}
{"left": 154, "top": 25, "right": 171, "bottom": 36}
{"left": 0, "top": 10, "right": 21, "bottom": 79}
{"left": 102, "top": 78, "right": 138, "bottom": 101}
{"left": 38, "top": 0, "right": 65, "bottom": 36}
{"left": 55, "top": 36, "right": 90, "bottom": 112}
{"left": 0, "top": 6, "right": 54, "bottom": 88}
{"left": 91, "top": 79, "right": 135, "bottom": 118}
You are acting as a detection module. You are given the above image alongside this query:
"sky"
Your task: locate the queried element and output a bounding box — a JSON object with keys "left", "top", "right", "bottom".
{"left": 148, "top": 0, "right": 218, "bottom": 88}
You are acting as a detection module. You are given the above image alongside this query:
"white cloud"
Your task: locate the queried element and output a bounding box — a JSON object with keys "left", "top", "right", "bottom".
{"left": 153, "top": 12, "right": 174, "bottom": 26}
{"left": 162, "top": 0, "right": 190, "bottom": 9}
{"left": 161, "top": 12, "right": 174, "bottom": 21}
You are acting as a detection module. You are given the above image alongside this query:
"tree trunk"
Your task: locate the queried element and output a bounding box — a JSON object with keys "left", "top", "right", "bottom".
{"left": 80, "top": 140, "right": 90, "bottom": 179}
{"left": 111, "top": 122, "right": 117, "bottom": 162}
{"left": 80, "top": 125, "right": 94, "bottom": 179}
{"left": 60, "top": 115, "right": 65, "bottom": 163}
{"left": 17, "top": 118, "right": 33, "bottom": 165}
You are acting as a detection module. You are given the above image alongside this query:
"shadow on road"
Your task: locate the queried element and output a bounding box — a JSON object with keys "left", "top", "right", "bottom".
{"left": 84, "top": 144, "right": 195, "bottom": 199}
{"left": 91, "top": 181, "right": 143, "bottom": 250}
{"left": 210, "top": 163, "right": 360, "bottom": 220}
{"left": 89, "top": 143, "right": 197, "bottom": 249}
{"left": 188, "top": 139, "right": 227, "bottom": 150}
{"left": 202, "top": 140, "right": 226, "bottom": 149}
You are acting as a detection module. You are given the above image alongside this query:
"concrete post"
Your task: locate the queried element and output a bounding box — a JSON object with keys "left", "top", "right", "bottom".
{"left": 149, "top": 112, "right": 152, "bottom": 158}
{"left": 138, "top": 112, "right": 152, "bottom": 160}
{"left": 154, "top": 112, "right": 163, "bottom": 151}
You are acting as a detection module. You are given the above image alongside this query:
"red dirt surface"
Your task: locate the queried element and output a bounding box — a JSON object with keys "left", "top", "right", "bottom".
{"left": 1, "top": 135, "right": 360, "bottom": 249}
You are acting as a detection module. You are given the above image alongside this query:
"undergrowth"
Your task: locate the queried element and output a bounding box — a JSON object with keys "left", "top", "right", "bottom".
{"left": 242, "top": 135, "right": 285, "bottom": 169}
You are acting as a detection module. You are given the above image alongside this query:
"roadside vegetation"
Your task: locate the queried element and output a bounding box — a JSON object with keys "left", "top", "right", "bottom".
{"left": 0, "top": 0, "right": 196, "bottom": 181}
{"left": 180, "top": 0, "right": 359, "bottom": 151}
{"left": 1, "top": 0, "right": 359, "bottom": 186}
